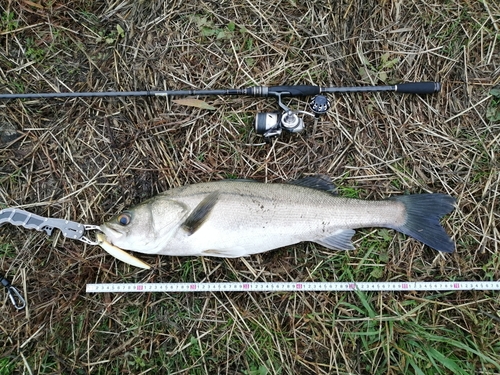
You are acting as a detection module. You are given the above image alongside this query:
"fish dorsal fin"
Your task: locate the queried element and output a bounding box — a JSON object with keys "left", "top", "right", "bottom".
{"left": 181, "top": 191, "right": 219, "bottom": 235}
{"left": 315, "top": 229, "right": 356, "bottom": 250}
{"left": 289, "top": 175, "right": 337, "bottom": 194}
{"left": 225, "top": 178, "right": 258, "bottom": 183}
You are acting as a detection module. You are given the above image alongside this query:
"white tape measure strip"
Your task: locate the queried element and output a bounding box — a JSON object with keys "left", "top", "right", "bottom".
{"left": 86, "top": 281, "right": 500, "bottom": 293}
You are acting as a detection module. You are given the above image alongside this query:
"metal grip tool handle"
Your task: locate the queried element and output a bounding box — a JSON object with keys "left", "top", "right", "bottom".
{"left": 0, "top": 208, "right": 100, "bottom": 244}
{"left": 0, "top": 208, "right": 58, "bottom": 235}
{"left": 0, "top": 207, "right": 85, "bottom": 237}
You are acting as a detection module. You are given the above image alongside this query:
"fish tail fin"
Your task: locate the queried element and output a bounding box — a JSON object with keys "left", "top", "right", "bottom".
{"left": 389, "top": 194, "right": 456, "bottom": 253}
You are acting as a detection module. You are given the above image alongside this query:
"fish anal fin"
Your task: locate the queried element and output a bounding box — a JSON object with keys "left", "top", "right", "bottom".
{"left": 201, "top": 248, "right": 241, "bottom": 258}
{"left": 289, "top": 175, "right": 337, "bottom": 194}
{"left": 182, "top": 191, "right": 219, "bottom": 235}
{"left": 315, "top": 229, "right": 356, "bottom": 250}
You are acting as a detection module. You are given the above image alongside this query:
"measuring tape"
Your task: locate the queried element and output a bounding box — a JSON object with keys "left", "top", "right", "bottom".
{"left": 86, "top": 281, "right": 500, "bottom": 293}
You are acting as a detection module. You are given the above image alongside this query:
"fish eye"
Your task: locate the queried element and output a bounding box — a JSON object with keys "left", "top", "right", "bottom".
{"left": 117, "top": 212, "right": 131, "bottom": 226}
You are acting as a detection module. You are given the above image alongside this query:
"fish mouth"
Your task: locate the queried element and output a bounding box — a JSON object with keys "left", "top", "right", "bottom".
{"left": 96, "top": 232, "right": 151, "bottom": 270}
{"left": 99, "top": 223, "right": 125, "bottom": 245}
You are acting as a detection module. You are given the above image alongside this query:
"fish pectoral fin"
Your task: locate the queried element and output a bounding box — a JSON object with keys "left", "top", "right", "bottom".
{"left": 315, "top": 229, "right": 356, "bottom": 251}
{"left": 181, "top": 191, "right": 219, "bottom": 235}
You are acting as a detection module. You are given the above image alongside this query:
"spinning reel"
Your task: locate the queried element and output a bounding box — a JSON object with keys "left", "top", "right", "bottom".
{"left": 255, "top": 93, "right": 330, "bottom": 140}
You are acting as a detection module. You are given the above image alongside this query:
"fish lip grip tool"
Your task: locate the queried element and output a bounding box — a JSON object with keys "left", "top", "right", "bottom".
{"left": 0, "top": 207, "right": 151, "bottom": 270}
{"left": 0, "top": 208, "right": 101, "bottom": 245}
{"left": 0, "top": 208, "right": 102, "bottom": 310}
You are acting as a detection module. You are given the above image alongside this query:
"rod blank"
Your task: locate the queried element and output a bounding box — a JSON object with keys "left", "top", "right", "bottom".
{"left": 0, "top": 82, "right": 440, "bottom": 100}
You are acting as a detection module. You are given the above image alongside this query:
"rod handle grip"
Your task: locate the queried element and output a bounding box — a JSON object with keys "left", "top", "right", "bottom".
{"left": 395, "top": 82, "right": 441, "bottom": 94}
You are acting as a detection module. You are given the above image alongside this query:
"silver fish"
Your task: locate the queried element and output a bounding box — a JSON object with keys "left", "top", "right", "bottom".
{"left": 100, "top": 176, "right": 456, "bottom": 257}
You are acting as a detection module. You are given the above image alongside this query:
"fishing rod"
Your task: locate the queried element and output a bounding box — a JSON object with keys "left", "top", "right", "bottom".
{"left": 0, "top": 81, "right": 440, "bottom": 140}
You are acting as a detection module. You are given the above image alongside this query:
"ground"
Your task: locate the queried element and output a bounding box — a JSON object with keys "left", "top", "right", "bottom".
{"left": 0, "top": 0, "right": 499, "bottom": 374}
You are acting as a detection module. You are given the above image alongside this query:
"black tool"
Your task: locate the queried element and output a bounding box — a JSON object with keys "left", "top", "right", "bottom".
{"left": 1, "top": 274, "right": 25, "bottom": 310}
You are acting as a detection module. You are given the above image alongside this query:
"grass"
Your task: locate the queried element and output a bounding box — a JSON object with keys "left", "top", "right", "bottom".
{"left": 1, "top": 0, "right": 499, "bottom": 374}
{"left": 339, "top": 293, "right": 500, "bottom": 374}
{"left": 487, "top": 87, "right": 500, "bottom": 122}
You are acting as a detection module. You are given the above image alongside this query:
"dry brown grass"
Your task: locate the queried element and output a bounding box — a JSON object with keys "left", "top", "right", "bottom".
{"left": 1, "top": 0, "right": 499, "bottom": 374}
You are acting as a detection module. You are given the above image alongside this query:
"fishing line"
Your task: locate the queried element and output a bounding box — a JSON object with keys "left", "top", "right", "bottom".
{"left": 86, "top": 281, "right": 500, "bottom": 293}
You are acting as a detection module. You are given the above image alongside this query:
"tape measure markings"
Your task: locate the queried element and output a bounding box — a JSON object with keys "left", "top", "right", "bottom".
{"left": 86, "top": 281, "right": 500, "bottom": 293}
